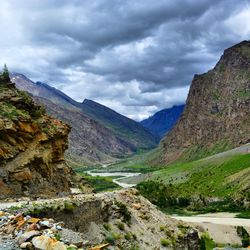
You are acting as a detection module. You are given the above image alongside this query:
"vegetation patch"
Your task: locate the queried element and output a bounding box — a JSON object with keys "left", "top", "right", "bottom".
{"left": 236, "top": 226, "right": 250, "bottom": 247}
{"left": 236, "top": 211, "right": 250, "bottom": 219}
{"left": 160, "top": 238, "right": 171, "bottom": 247}
{"left": 138, "top": 153, "right": 250, "bottom": 214}
{"left": 78, "top": 173, "right": 120, "bottom": 192}
{"left": 115, "top": 200, "right": 131, "bottom": 222}
{"left": 200, "top": 232, "right": 216, "bottom": 250}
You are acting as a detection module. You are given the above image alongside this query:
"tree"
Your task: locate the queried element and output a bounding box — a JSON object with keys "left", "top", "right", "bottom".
{"left": 0, "top": 64, "right": 10, "bottom": 83}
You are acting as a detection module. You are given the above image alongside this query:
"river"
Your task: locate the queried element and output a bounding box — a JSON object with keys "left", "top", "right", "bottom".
{"left": 86, "top": 170, "right": 141, "bottom": 188}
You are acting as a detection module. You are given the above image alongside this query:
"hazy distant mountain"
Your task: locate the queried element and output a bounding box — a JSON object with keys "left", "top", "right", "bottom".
{"left": 11, "top": 73, "right": 158, "bottom": 165}
{"left": 140, "top": 105, "right": 185, "bottom": 137}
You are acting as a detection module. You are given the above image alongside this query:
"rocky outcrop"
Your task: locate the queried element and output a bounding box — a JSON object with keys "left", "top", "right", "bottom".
{"left": 0, "top": 189, "right": 200, "bottom": 249}
{"left": 0, "top": 82, "right": 86, "bottom": 198}
{"left": 157, "top": 40, "right": 250, "bottom": 164}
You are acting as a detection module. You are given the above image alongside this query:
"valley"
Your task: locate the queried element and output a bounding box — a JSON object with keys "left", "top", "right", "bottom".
{"left": 0, "top": 35, "right": 250, "bottom": 249}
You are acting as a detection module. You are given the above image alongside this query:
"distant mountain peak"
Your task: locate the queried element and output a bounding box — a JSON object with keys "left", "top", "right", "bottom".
{"left": 141, "top": 104, "right": 185, "bottom": 138}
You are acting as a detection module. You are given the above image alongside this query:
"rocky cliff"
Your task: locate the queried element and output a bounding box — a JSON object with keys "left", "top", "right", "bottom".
{"left": 158, "top": 40, "right": 250, "bottom": 164}
{"left": 0, "top": 81, "right": 85, "bottom": 198}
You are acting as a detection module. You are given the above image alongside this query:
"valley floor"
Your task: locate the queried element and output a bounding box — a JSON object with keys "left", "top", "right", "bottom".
{"left": 171, "top": 213, "right": 250, "bottom": 245}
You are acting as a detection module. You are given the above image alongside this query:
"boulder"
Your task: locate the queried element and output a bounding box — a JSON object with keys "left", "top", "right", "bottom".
{"left": 17, "top": 230, "right": 41, "bottom": 245}
{"left": 32, "top": 235, "right": 67, "bottom": 250}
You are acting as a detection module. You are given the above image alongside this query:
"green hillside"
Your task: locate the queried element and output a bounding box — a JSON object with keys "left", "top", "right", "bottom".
{"left": 137, "top": 151, "right": 250, "bottom": 213}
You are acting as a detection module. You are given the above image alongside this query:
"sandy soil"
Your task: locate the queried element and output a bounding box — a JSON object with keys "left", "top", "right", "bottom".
{"left": 171, "top": 213, "right": 250, "bottom": 245}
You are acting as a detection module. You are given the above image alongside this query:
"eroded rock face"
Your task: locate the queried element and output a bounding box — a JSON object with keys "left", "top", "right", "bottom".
{"left": 0, "top": 83, "right": 79, "bottom": 198}
{"left": 158, "top": 40, "right": 250, "bottom": 164}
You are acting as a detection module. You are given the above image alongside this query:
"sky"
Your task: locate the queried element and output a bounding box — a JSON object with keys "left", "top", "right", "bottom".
{"left": 0, "top": 0, "right": 250, "bottom": 120}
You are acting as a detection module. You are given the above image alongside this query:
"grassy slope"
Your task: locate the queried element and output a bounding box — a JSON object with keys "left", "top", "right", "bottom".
{"left": 150, "top": 153, "right": 250, "bottom": 198}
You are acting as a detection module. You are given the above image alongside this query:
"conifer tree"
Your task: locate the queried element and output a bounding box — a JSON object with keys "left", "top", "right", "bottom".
{"left": 2, "top": 64, "right": 10, "bottom": 83}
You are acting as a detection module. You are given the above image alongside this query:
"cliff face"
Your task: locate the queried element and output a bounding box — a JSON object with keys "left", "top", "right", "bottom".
{"left": 0, "top": 82, "right": 79, "bottom": 198}
{"left": 159, "top": 41, "right": 250, "bottom": 164}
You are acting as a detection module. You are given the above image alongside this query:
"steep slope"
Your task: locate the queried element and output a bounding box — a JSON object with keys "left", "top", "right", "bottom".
{"left": 0, "top": 80, "right": 87, "bottom": 199}
{"left": 157, "top": 40, "right": 250, "bottom": 165}
{"left": 140, "top": 105, "right": 185, "bottom": 137}
{"left": 81, "top": 99, "right": 159, "bottom": 149}
{"left": 11, "top": 74, "right": 135, "bottom": 165}
{"left": 34, "top": 96, "right": 134, "bottom": 164}
{"left": 148, "top": 144, "right": 250, "bottom": 202}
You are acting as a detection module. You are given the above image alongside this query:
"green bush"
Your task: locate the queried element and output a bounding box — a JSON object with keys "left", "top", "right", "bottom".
{"left": 124, "top": 232, "right": 132, "bottom": 241}
{"left": 105, "top": 232, "right": 120, "bottom": 245}
{"left": 103, "top": 223, "right": 112, "bottom": 231}
{"left": 117, "top": 222, "right": 125, "bottom": 230}
{"left": 115, "top": 200, "right": 131, "bottom": 222}
{"left": 236, "top": 226, "right": 250, "bottom": 247}
{"left": 160, "top": 238, "right": 171, "bottom": 247}
{"left": 199, "top": 232, "right": 216, "bottom": 250}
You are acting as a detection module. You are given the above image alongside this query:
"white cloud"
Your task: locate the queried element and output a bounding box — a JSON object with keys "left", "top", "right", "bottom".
{"left": 0, "top": 0, "right": 249, "bottom": 120}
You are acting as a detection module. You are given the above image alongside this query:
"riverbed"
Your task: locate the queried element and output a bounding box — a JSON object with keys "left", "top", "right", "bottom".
{"left": 86, "top": 170, "right": 141, "bottom": 188}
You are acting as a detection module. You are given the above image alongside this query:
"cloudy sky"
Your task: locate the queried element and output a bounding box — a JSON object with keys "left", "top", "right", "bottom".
{"left": 0, "top": 0, "right": 250, "bottom": 120}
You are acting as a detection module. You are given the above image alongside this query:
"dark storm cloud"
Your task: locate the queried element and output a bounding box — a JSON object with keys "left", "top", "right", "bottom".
{"left": 0, "top": 0, "right": 250, "bottom": 120}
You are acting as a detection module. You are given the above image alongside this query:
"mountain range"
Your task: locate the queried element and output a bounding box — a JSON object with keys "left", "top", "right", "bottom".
{"left": 11, "top": 73, "right": 159, "bottom": 165}
{"left": 140, "top": 105, "right": 185, "bottom": 137}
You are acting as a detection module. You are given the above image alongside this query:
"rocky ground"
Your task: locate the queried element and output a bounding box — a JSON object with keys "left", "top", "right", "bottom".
{"left": 0, "top": 189, "right": 199, "bottom": 250}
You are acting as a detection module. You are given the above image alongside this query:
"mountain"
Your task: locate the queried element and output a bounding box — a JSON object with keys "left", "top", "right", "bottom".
{"left": 140, "top": 105, "right": 185, "bottom": 137}
{"left": 0, "top": 78, "right": 89, "bottom": 198}
{"left": 11, "top": 74, "right": 134, "bottom": 165}
{"left": 154, "top": 40, "right": 250, "bottom": 165}
{"left": 81, "top": 99, "right": 159, "bottom": 149}
{"left": 11, "top": 74, "right": 158, "bottom": 165}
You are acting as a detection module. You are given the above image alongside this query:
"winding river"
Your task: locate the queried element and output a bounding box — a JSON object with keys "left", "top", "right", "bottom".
{"left": 86, "top": 170, "right": 141, "bottom": 188}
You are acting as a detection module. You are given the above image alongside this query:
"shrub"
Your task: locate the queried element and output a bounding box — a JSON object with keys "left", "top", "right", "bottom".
{"left": 64, "top": 201, "right": 76, "bottom": 212}
{"left": 115, "top": 200, "right": 131, "bottom": 222}
{"left": 124, "top": 233, "right": 132, "bottom": 241}
{"left": 103, "top": 223, "right": 112, "bottom": 231}
{"left": 236, "top": 226, "right": 250, "bottom": 247}
{"left": 105, "top": 232, "right": 121, "bottom": 245}
{"left": 160, "top": 238, "right": 171, "bottom": 247}
{"left": 199, "top": 232, "right": 216, "bottom": 250}
{"left": 117, "top": 222, "right": 125, "bottom": 230}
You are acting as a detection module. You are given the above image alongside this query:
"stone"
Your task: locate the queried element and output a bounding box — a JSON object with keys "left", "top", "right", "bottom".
{"left": 12, "top": 168, "right": 33, "bottom": 182}
{"left": 32, "top": 236, "right": 67, "bottom": 250}
{"left": 4, "top": 224, "right": 16, "bottom": 234}
{"left": 90, "top": 243, "right": 110, "bottom": 250}
{"left": 17, "top": 230, "right": 41, "bottom": 245}
{"left": 28, "top": 218, "right": 40, "bottom": 224}
{"left": 27, "top": 223, "right": 40, "bottom": 231}
{"left": 131, "top": 203, "right": 141, "bottom": 210}
{"left": 39, "top": 220, "right": 52, "bottom": 228}
{"left": 20, "top": 242, "right": 33, "bottom": 249}
{"left": 0, "top": 211, "right": 6, "bottom": 217}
